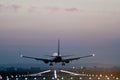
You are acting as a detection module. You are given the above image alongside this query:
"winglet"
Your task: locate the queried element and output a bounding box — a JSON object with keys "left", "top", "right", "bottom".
{"left": 92, "top": 54, "right": 95, "bottom": 56}
{"left": 20, "top": 54, "right": 23, "bottom": 57}
{"left": 17, "top": 49, "right": 23, "bottom": 58}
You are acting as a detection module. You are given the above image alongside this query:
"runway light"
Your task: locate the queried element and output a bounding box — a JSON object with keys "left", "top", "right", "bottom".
{"left": 80, "top": 66, "right": 83, "bottom": 69}
{"left": 34, "top": 77, "right": 37, "bottom": 80}
{"left": 70, "top": 77, "right": 73, "bottom": 80}
{"left": 82, "top": 72, "right": 84, "bottom": 74}
{"left": 97, "top": 77, "right": 100, "bottom": 80}
{"left": 61, "top": 77, "right": 64, "bottom": 80}
{"left": 19, "top": 75, "right": 21, "bottom": 77}
{"left": 72, "top": 66, "right": 75, "bottom": 69}
{"left": 15, "top": 75, "right": 18, "bottom": 78}
{"left": 89, "top": 77, "right": 92, "bottom": 80}
{"left": 111, "top": 74, "right": 113, "bottom": 77}
{"left": 86, "top": 74, "right": 89, "bottom": 76}
{"left": 100, "top": 74, "right": 102, "bottom": 77}
{"left": 10, "top": 75, "right": 14, "bottom": 78}
{"left": 6, "top": 76, "right": 9, "bottom": 80}
{"left": 92, "top": 74, "right": 94, "bottom": 77}
{"left": 116, "top": 77, "right": 119, "bottom": 80}
{"left": 89, "top": 74, "right": 91, "bottom": 76}
{"left": 25, "top": 77, "right": 28, "bottom": 80}
{"left": 107, "top": 77, "right": 110, "bottom": 80}
{"left": 0, "top": 75, "right": 2, "bottom": 79}
{"left": 79, "top": 77, "right": 82, "bottom": 80}
{"left": 96, "top": 75, "right": 98, "bottom": 77}
{"left": 16, "top": 78, "right": 19, "bottom": 80}
{"left": 42, "top": 77, "right": 46, "bottom": 80}
{"left": 52, "top": 77, "right": 55, "bottom": 80}
{"left": 105, "top": 75, "right": 108, "bottom": 78}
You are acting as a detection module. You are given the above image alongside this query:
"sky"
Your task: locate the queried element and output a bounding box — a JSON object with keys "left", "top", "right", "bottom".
{"left": 0, "top": 0, "right": 120, "bottom": 67}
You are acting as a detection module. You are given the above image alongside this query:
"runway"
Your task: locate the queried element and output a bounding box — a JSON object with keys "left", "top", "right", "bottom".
{"left": 1, "top": 69, "right": 120, "bottom": 80}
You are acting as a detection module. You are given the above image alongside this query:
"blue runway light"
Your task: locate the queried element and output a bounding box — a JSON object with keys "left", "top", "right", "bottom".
{"left": 34, "top": 77, "right": 37, "bottom": 80}
{"left": 6, "top": 76, "right": 9, "bottom": 80}
{"left": 42, "top": 77, "right": 46, "bottom": 80}
{"left": 61, "top": 77, "right": 64, "bottom": 80}
{"left": 16, "top": 78, "right": 19, "bottom": 80}
{"left": 25, "top": 77, "right": 28, "bottom": 80}
{"left": 52, "top": 77, "right": 55, "bottom": 80}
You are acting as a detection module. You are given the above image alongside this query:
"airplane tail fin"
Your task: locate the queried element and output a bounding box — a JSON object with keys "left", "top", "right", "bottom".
{"left": 58, "top": 39, "right": 60, "bottom": 56}
{"left": 17, "top": 49, "right": 23, "bottom": 57}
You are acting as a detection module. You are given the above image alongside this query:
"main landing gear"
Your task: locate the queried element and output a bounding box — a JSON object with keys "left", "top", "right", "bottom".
{"left": 62, "top": 62, "right": 65, "bottom": 66}
{"left": 49, "top": 62, "right": 53, "bottom": 66}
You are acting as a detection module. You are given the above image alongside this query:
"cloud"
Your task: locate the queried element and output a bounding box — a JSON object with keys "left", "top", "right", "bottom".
{"left": 0, "top": 4, "right": 20, "bottom": 12}
{"left": 85, "top": 9, "right": 120, "bottom": 15}
{"left": 65, "top": 8, "right": 80, "bottom": 12}
{"left": 45, "top": 6, "right": 81, "bottom": 13}
{"left": 45, "top": 6, "right": 60, "bottom": 12}
{"left": 0, "top": 3, "right": 120, "bottom": 15}
{"left": 0, "top": 4, "right": 3, "bottom": 8}
{"left": 6, "top": 4, "right": 20, "bottom": 12}
{"left": 28, "top": 6, "right": 39, "bottom": 13}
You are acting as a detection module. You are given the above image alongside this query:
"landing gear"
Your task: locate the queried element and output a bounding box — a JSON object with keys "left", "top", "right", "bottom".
{"left": 62, "top": 62, "right": 65, "bottom": 66}
{"left": 50, "top": 62, "right": 53, "bottom": 66}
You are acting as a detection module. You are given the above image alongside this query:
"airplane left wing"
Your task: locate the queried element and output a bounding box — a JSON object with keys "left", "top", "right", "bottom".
{"left": 62, "top": 54, "right": 95, "bottom": 62}
{"left": 20, "top": 54, "right": 52, "bottom": 63}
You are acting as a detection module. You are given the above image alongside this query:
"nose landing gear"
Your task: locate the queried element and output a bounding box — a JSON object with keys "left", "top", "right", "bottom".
{"left": 62, "top": 62, "right": 65, "bottom": 66}
{"left": 50, "top": 62, "right": 53, "bottom": 66}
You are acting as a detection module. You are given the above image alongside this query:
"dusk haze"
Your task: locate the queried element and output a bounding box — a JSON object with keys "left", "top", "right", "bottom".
{"left": 0, "top": 0, "right": 120, "bottom": 67}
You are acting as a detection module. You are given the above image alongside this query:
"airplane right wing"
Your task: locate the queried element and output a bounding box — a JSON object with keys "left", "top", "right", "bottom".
{"left": 20, "top": 54, "right": 52, "bottom": 63}
{"left": 62, "top": 54, "right": 95, "bottom": 62}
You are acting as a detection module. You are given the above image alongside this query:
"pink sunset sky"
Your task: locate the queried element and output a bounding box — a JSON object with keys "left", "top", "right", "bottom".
{"left": 0, "top": 0, "right": 120, "bottom": 66}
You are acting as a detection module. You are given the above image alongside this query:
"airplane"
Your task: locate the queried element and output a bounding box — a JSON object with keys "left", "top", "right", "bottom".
{"left": 20, "top": 40, "right": 95, "bottom": 66}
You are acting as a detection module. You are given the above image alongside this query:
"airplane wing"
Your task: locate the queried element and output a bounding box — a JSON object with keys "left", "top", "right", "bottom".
{"left": 20, "top": 54, "right": 52, "bottom": 62}
{"left": 62, "top": 54, "right": 95, "bottom": 62}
